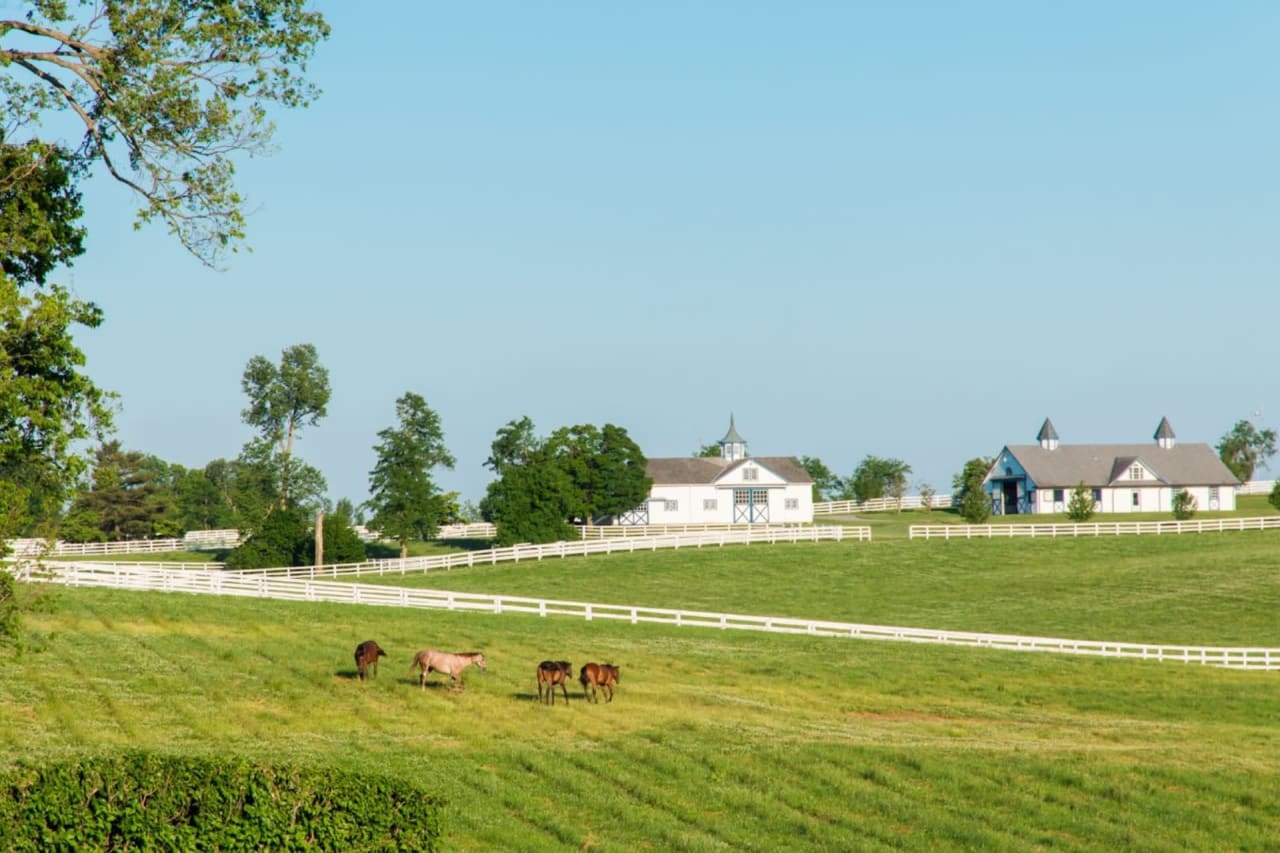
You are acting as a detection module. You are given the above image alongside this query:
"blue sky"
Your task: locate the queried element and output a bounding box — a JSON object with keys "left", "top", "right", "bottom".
{"left": 68, "top": 2, "right": 1280, "bottom": 507}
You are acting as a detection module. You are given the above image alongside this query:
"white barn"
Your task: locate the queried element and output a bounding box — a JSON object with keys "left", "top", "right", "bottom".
{"left": 984, "top": 417, "right": 1241, "bottom": 515}
{"left": 618, "top": 417, "right": 814, "bottom": 525}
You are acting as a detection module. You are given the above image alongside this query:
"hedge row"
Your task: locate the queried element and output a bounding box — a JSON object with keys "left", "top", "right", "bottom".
{"left": 0, "top": 753, "right": 442, "bottom": 852}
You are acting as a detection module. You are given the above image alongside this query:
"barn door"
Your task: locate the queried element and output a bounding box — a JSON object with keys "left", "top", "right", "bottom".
{"left": 733, "top": 488, "right": 769, "bottom": 523}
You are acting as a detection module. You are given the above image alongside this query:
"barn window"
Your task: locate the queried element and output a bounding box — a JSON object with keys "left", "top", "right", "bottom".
{"left": 664, "top": 500, "right": 678, "bottom": 512}
{"left": 1053, "top": 489, "right": 1064, "bottom": 502}
{"left": 785, "top": 498, "right": 799, "bottom": 510}
{"left": 1130, "top": 465, "right": 1143, "bottom": 480}
{"left": 1131, "top": 491, "right": 1140, "bottom": 507}
{"left": 703, "top": 499, "right": 718, "bottom": 511}
{"left": 1092, "top": 488, "right": 1102, "bottom": 502}
{"left": 743, "top": 467, "right": 759, "bottom": 481}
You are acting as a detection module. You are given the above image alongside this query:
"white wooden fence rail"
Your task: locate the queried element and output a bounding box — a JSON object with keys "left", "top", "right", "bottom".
{"left": 910, "top": 516, "right": 1280, "bottom": 540}
{"left": 815, "top": 495, "right": 954, "bottom": 515}
{"left": 24, "top": 563, "right": 1278, "bottom": 671}
{"left": 225, "top": 524, "right": 860, "bottom": 580}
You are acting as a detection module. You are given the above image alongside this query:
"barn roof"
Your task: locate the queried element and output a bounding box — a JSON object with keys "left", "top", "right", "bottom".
{"left": 998, "top": 443, "right": 1238, "bottom": 488}
{"left": 646, "top": 456, "right": 812, "bottom": 485}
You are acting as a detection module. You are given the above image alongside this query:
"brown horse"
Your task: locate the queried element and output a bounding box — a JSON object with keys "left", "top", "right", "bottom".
{"left": 579, "top": 662, "right": 620, "bottom": 703}
{"left": 354, "top": 640, "right": 387, "bottom": 681}
{"left": 536, "top": 660, "right": 572, "bottom": 705}
{"left": 408, "top": 649, "right": 486, "bottom": 690}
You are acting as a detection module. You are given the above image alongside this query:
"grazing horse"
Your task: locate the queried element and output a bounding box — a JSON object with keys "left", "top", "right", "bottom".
{"left": 354, "top": 640, "right": 387, "bottom": 681}
{"left": 536, "top": 660, "right": 572, "bottom": 705}
{"left": 579, "top": 662, "right": 620, "bottom": 703}
{"left": 408, "top": 649, "right": 487, "bottom": 690}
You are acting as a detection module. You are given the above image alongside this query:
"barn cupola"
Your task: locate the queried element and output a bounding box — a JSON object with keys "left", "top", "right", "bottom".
{"left": 719, "top": 414, "right": 748, "bottom": 461}
{"left": 1037, "top": 417, "right": 1060, "bottom": 451}
{"left": 1155, "top": 416, "right": 1176, "bottom": 449}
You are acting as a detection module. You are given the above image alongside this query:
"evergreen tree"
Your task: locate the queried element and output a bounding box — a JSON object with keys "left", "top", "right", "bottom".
{"left": 365, "top": 392, "right": 456, "bottom": 557}
{"left": 1066, "top": 482, "right": 1095, "bottom": 522}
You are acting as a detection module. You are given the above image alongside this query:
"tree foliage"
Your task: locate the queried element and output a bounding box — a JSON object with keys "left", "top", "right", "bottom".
{"left": 1172, "top": 489, "right": 1197, "bottom": 521}
{"left": 799, "top": 455, "right": 839, "bottom": 502}
{"left": 481, "top": 418, "right": 649, "bottom": 544}
{"left": 1216, "top": 419, "right": 1277, "bottom": 483}
{"left": 223, "top": 505, "right": 310, "bottom": 570}
{"left": 546, "top": 423, "right": 650, "bottom": 524}
{"left": 63, "top": 441, "right": 170, "bottom": 540}
{"left": 1, "top": 142, "right": 112, "bottom": 537}
{"left": 1066, "top": 481, "right": 1095, "bottom": 522}
{"left": 2, "top": 1, "right": 330, "bottom": 264}
{"left": 365, "top": 392, "right": 456, "bottom": 557}
{"left": 240, "top": 343, "right": 330, "bottom": 507}
{"left": 845, "top": 455, "right": 912, "bottom": 504}
{"left": 953, "top": 456, "right": 993, "bottom": 524}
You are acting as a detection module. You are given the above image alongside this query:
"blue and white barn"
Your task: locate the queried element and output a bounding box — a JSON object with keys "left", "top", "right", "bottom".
{"left": 984, "top": 417, "right": 1240, "bottom": 515}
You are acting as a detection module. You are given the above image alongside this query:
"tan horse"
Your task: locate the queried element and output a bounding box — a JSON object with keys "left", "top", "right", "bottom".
{"left": 353, "top": 640, "right": 387, "bottom": 681}
{"left": 408, "top": 649, "right": 486, "bottom": 690}
{"left": 536, "top": 660, "right": 572, "bottom": 705}
{"left": 579, "top": 662, "right": 620, "bottom": 703}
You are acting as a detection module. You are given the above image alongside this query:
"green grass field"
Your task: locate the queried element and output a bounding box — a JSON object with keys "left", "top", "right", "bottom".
{"left": 5, "top": 521, "right": 1280, "bottom": 849}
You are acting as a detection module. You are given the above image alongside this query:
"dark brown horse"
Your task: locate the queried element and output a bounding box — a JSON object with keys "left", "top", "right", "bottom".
{"left": 408, "top": 649, "right": 486, "bottom": 690}
{"left": 579, "top": 662, "right": 620, "bottom": 703}
{"left": 354, "top": 640, "right": 387, "bottom": 681}
{"left": 536, "top": 660, "right": 572, "bottom": 705}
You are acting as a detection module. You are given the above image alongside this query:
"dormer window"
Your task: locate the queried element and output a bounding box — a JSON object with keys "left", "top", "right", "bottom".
{"left": 743, "top": 467, "right": 758, "bottom": 481}
{"left": 1129, "top": 465, "right": 1143, "bottom": 480}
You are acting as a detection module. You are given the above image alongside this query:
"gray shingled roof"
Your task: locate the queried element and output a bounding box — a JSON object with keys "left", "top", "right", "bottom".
{"left": 1037, "top": 418, "right": 1059, "bottom": 441}
{"left": 646, "top": 456, "right": 812, "bottom": 485}
{"left": 999, "top": 443, "right": 1238, "bottom": 488}
{"left": 1154, "top": 417, "right": 1176, "bottom": 440}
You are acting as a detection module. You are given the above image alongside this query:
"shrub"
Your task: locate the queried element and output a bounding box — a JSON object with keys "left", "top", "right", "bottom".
{"left": 1172, "top": 490, "right": 1197, "bottom": 521}
{"left": 1270, "top": 480, "right": 1280, "bottom": 513}
{"left": 1066, "top": 482, "right": 1095, "bottom": 522}
{"left": 0, "top": 753, "right": 443, "bottom": 852}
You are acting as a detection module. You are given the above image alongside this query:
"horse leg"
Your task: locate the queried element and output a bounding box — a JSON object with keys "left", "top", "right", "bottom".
{"left": 603, "top": 682, "right": 613, "bottom": 702}
{"left": 558, "top": 680, "right": 569, "bottom": 705}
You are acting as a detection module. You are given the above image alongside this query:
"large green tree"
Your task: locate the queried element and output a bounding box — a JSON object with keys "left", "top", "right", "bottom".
{"left": 1216, "top": 419, "right": 1277, "bottom": 483}
{"left": 0, "top": 142, "right": 112, "bottom": 537}
{"left": 365, "top": 392, "right": 456, "bottom": 558}
{"left": 63, "top": 441, "right": 169, "bottom": 540}
{"left": 2, "top": 1, "right": 329, "bottom": 264}
{"left": 240, "top": 343, "right": 330, "bottom": 507}
{"left": 546, "top": 423, "right": 650, "bottom": 524}
{"left": 844, "top": 455, "right": 912, "bottom": 504}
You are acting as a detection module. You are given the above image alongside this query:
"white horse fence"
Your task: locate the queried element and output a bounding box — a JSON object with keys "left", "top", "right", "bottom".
{"left": 229, "top": 524, "right": 861, "bottom": 580}
{"left": 22, "top": 562, "right": 1278, "bottom": 671}
{"left": 910, "top": 515, "right": 1280, "bottom": 540}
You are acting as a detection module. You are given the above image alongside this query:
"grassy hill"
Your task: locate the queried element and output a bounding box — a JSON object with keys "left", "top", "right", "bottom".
{"left": 5, "top": 528, "right": 1279, "bottom": 849}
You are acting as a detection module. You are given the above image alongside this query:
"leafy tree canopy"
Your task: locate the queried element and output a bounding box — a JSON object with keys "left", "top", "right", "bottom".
{"left": 1216, "top": 419, "right": 1277, "bottom": 483}
{"left": 2, "top": 0, "right": 330, "bottom": 264}
{"left": 953, "top": 456, "right": 993, "bottom": 524}
{"left": 799, "top": 455, "right": 839, "bottom": 502}
{"left": 844, "top": 455, "right": 912, "bottom": 504}
{"left": 365, "top": 392, "right": 455, "bottom": 557}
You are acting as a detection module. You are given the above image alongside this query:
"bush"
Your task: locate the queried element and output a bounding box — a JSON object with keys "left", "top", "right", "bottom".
{"left": 1172, "top": 490, "right": 1197, "bottom": 521}
{"left": 0, "top": 753, "right": 443, "bottom": 852}
{"left": 1066, "top": 482, "right": 1095, "bottom": 522}
{"left": 1270, "top": 480, "right": 1280, "bottom": 513}
{"left": 224, "top": 507, "right": 311, "bottom": 570}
